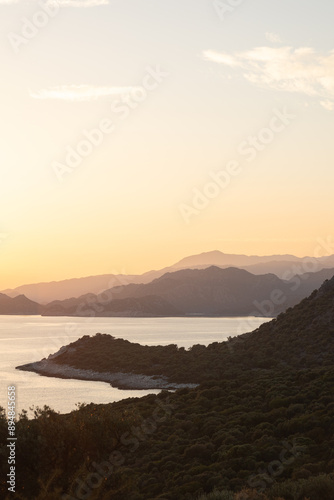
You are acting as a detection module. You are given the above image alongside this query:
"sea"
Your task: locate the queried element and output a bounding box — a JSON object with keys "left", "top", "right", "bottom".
{"left": 0, "top": 315, "right": 271, "bottom": 415}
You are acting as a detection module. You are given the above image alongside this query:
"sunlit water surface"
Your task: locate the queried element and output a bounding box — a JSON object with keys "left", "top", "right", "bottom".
{"left": 0, "top": 315, "right": 271, "bottom": 415}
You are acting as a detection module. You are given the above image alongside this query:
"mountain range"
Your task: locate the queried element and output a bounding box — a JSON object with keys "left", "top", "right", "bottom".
{"left": 42, "top": 265, "right": 334, "bottom": 317}
{"left": 12, "top": 270, "right": 334, "bottom": 499}
{"left": 2, "top": 250, "right": 334, "bottom": 304}
{"left": 1, "top": 250, "right": 334, "bottom": 317}
{"left": 0, "top": 293, "right": 41, "bottom": 315}
{"left": 23, "top": 271, "right": 334, "bottom": 384}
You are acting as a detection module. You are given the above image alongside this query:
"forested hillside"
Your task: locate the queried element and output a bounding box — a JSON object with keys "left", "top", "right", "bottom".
{"left": 1, "top": 277, "right": 334, "bottom": 499}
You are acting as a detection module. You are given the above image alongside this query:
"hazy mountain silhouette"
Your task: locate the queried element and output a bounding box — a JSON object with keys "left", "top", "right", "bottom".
{"left": 43, "top": 294, "right": 181, "bottom": 317}
{"left": 105, "top": 266, "right": 334, "bottom": 316}
{"left": 173, "top": 250, "right": 301, "bottom": 268}
{"left": 0, "top": 293, "right": 41, "bottom": 315}
{"left": 289, "top": 267, "right": 334, "bottom": 297}
{"left": 3, "top": 250, "right": 334, "bottom": 304}
{"left": 15, "top": 274, "right": 334, "bottom": 500}
{"left": 1, "top": 274, "right": 143, "bottom": 304}
{"left": 1, "top": 263, "right": 333, "bottom": 317}
{"left": 41, "top": 267, "right": 298, "bottom": 317}
{"left": 22, "top": 273, "right": 334, "bottom": 384}
{"left": 240, "top": 260, "right": 330, "bottom": 278}
{"left": 173, "top": 251, "right": 334, "bottom": 277}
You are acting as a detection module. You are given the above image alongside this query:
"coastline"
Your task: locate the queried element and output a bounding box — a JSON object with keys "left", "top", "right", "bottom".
{"left": 16, "top": 359, "right": 198, "bottom": 391}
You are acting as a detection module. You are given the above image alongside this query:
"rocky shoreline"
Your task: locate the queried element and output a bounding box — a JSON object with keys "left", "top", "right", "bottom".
{"left": 16, "top": 359, "right": 198, "bottom": 391}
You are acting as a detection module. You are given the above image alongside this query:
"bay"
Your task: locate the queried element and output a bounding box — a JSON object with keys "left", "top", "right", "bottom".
{"left": 0, "top": 315, "right": 271, "bottom": 415}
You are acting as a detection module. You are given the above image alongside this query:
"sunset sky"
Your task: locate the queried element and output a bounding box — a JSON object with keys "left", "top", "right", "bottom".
{"left": 1, "top": 0, "right": 334, "bottom": 289}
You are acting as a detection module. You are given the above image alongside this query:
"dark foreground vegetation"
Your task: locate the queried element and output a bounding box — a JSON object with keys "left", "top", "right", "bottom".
{"left": 1, "top": 277, "right": 334, "bottom": 499}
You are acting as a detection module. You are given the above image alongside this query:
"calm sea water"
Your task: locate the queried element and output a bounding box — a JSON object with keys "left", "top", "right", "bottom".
{"left": 0, "top": 315, "right": 271, "bottom": 415}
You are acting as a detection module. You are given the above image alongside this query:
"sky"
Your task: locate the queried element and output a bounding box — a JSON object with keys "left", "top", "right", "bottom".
{"left": 0, "top": 0, "right": 334, "bottom": 288}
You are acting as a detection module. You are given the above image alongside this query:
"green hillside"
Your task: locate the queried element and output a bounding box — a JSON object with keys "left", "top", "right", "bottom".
{"left": 1, "top": 277, "right": 334, "bottom": 500}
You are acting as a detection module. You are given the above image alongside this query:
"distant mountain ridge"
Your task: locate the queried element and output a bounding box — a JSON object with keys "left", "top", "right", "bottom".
{"left": 14, "top": 267, "right": 334, "bottom": 500}
{"left": 174, "top": 250, "right": 301, "bottom": 268}
{"left": 21, "top": 272, "right": 334, "bottom": 385}
{"left": 43, "top": 294, "right": 182, "bottom": 317}
{"left": 102, "top": 266, "right": 290, "bottom": 316}
{"left": 3, "top": 250, "right": 334, "bottom": 303}
{"left": 0, "top": 293, "right": 41, "bottom": 315}
{"left": 41, "top": 266, "right": 334, "bottom": 318}
{"left": 1, "top": 274, "right": 140, "bottom": 305}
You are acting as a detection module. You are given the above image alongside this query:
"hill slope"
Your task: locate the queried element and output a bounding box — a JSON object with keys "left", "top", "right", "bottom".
{"left": 42, "top": 267, "right": 296, "bottom": 317}
{"left": 4, "top": 251, "right": 334, "bottom": 303}
{"left": 174, "top": 250, "right": 301, "bottom": 268}
{"left": 0, "top": 293, "right": 41, "bottom": 315}
{"left": 11, "top": 276, "right": 334, "bottom": 500}
{"left": 43, "top": 294, "right": 181, "bottom": 317}
{"left": 42, "top": 266, "right": 334, "bottom": 318}
{"left": 1, "top": 274, "right": 140, "bottom": 304}
{"left": 22, "top": 275, "right": 334, "bottom": 385}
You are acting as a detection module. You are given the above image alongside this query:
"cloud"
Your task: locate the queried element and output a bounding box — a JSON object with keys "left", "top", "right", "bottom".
{"left": 265, "top": 32, "right": 282, "bottom": 44}
{"left": 202, "top": 50, "right": 241, "bottom": 67}
{"left": 30, "top": 85, "right": 141, "bottom": 101}
{"left": 0, "top": 0, "right": 109, "bottom": 6}
{"left": 202, "top": 46, "right": 334, "bottom": 110}
{"left": 320, "top": 100, "right": 334, "bottom": 111}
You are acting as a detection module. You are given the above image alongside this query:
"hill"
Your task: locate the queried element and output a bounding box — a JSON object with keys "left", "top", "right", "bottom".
{"left": 0, "top": 293, "right": 41, "bottom": 315}
{"left": 42, "top": 267, "right": 296, "bottom": 317}
{"left": 105, "top": 266, "right": 296, "bottom": 316}
{"left": 174, "top": 250, "right": 301, "bottom": 268}
{"left": 242, "top": 260, "right": 334, "bottom": 278}
{"left": 41, "top": 266, "right": 334, "bottom": 318}
{"left": 21, "top": 275, "right": 334, "bottom": 386}
{"left": 10, "top": 276, "right": 334, "bottom": 500}
{"left": 2, "top": 265, "right": 333, "bottom": 318}
{"left": 3, "top": 250, "right": 334, "bottom": 303}
{"left": 42, "top": 294, "right": 181, "bottom": 318}
{"left": 1, "top": 274, "right": 140, "bottom": 304}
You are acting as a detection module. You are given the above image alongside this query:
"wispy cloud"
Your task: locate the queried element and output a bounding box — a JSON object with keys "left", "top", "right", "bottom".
{"left": 320, "top": 100, "right": 334, "bottom": 111}
{"left": 265, "top": 32, "right": 282, "bottom": 44}
{"left": 202, "top": 46, "right": 334, "bottom": 110}
{"left": 30, "top": 85, "right": 141, "bottom": 101}
{"left": 0, "top": 0, "right": 109, "bottom": 6}
{"left": 202, "top": 50, "right": 241, "bottom": 67}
